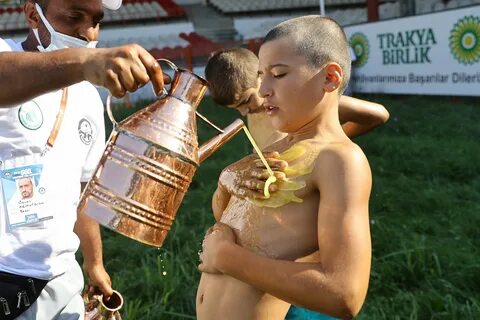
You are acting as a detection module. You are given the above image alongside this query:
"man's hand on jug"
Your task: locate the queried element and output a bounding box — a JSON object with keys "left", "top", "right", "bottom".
{"left": 82, "top": 44, "right": 170, "bottom": 98}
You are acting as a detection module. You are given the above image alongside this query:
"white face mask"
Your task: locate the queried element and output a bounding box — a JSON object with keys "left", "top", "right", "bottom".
{"left": 34, "top": 3, "right": 98, "bottom": 52}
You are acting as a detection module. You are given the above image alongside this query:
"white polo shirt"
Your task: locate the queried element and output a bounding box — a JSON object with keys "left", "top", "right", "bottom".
{"left": 0, "top": 38, "right": 106, "bottom": 280}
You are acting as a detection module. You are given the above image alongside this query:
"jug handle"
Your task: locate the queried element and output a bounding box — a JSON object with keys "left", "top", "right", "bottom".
{"left": 106, "top": 94, "right": 118, "bottom": 127}
{"left": 157, "top": 58, "right": 178, "bottom": 98}
{"left": 105, "top": 59, "right": 178, "bottom": 127}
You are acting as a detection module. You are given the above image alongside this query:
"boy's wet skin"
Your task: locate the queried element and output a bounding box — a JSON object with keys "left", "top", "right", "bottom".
{"left": 222, "top": 140, "right": 322, "bottom": 257}
{"left": 197, "top": 138, "right": 365, "bottom": 319}
{"left": 197, "top": 144, "right": 320, "bottom": 319}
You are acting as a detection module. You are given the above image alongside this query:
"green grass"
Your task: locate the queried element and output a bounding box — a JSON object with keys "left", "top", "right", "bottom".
{"left": 85, "top": 94, "right": 480, "bottom": 319}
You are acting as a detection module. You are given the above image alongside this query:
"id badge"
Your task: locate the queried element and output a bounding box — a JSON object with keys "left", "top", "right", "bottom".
{"left": 1, "top": 154, "right": 52, "bottom": 230}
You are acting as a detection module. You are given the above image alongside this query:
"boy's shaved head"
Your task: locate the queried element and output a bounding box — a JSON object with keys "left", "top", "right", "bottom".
{"left": 205, "top": 48, "right": 259, "bottom": 105}
{"left": 263, "top": 15, "right": 351, "bottom": 94}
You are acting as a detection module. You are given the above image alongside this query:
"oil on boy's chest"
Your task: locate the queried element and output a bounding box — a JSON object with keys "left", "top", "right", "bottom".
{"left": 221, "top": 191, "right": 320, "bottom": 260}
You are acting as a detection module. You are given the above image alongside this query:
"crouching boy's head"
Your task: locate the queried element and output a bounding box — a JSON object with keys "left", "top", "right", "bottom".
{"left": 205, "top": 48, "right": 264, "bottom": 116}
{"left": 258, "top": 15, "right": 351, "bottom": 133}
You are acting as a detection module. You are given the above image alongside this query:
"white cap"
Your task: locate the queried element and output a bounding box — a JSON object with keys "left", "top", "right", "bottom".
{"left": 102, "top": 0, "right": 122, "bottom": 10}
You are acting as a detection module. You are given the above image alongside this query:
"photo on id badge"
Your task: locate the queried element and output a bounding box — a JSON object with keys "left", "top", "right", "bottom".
{"left": 1, "top": 163, "right": 51, "bottom": 229}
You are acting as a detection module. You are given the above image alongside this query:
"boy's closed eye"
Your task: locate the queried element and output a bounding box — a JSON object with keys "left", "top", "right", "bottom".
{"left": 258, "top": 64, "right": 289, "bottom": 78}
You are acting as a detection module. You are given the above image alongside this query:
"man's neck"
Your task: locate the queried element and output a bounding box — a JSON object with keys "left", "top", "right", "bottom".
{"left": 22, "top": 32, "right": 40, "bottom": 52}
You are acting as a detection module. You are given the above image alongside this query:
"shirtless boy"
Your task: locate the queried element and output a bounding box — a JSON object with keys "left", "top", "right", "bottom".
{"left": 204, "top": 47, "right": 387, "bottom": 319}
{"left": 197, "top": 16, "right": 372, "bottom": 319}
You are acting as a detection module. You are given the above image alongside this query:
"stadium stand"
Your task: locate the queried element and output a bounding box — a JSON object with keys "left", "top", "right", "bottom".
{"left": 0, "top": 0, "right": 187, "bottom": 32}
{"left": 0, "top": 6, "right": 26, "bottom": 31}
{"left": 98, "top": 21, "right": 193, "bottom": 49}
{"left": 179, "top": 31, "right": 222, "bottom": 56}
{"left": 327, "top": 7, "right": 368, "bottom": 24}
{"left": 209, "top": 0, "right": 367, "bottom": 14}
{"left": 1, "top": 0, "right": 478, "bottom": 34}
{"left": 233, "top": 7, "right": 368, "bottom": 41}
{"left": 415, "top": 0, "right": 480, "bottom": 13}
{"left": 100, "top": 0, "right": 186, "bottom": 23}
{"left": 234, "top": 15, "right": 296, "bottom": 40}
{"left": 378, "top": 1, "right": 401, "bottom": 19}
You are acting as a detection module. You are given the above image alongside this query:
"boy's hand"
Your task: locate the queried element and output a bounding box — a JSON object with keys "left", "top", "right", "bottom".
{"left": 198, "top": 223, "right": 236, "bottom": 274}
{"left": 219, "top": 152, "right": 287, "bottom": 200}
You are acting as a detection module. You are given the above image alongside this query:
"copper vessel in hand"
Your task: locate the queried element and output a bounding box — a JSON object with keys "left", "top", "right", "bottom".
{"left": 78, "top": 60, "right": 244, "bottom": 247}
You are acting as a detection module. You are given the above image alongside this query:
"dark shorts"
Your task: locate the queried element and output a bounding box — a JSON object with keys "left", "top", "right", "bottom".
{"left": 285, "top": 306, "right": 337, "bottom": 320}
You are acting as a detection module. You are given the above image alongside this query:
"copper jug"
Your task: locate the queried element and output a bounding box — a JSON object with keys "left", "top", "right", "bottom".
{"left": 84, "top": 289, "right": 123, "bottom": 320}
{"left": 78, "top": 59, "right": 244, "bottom": 247}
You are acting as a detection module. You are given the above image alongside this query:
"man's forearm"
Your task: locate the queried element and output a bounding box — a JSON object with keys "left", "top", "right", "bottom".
{"left": 0, "top": 50, "right": 86, "bottom": 106}
{"left": 216, "top": 242, "right": 360, "bottom": 319}
{"left": 74, "top": 210, "right": 104, "bottom": 268}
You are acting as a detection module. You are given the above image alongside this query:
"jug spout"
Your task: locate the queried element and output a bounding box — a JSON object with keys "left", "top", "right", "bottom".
{"left": 199, "top": 119, "right": 244, "bottom": 163}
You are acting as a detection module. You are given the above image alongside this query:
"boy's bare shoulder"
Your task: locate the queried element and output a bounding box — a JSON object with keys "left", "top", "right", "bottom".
{"left": 312, "top": 140, "right": 371, "bottom": 183}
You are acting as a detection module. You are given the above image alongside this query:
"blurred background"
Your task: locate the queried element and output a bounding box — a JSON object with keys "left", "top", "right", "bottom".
{"left": 1, "top": 0, "right": 479, "bottom": 318}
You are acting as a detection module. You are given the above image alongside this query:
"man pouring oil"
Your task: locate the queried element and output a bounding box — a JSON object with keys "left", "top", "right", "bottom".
{"left": 0, "top": 0, "right": 168, "bottom": 318}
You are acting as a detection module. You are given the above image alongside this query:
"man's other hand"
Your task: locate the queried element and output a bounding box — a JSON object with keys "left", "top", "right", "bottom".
{"left": 84, "top": 263, "right": 113, "bottom": 299}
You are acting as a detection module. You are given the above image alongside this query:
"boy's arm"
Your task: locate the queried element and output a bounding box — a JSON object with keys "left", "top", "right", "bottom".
{"left": 338, "top": 95, "right": 389, "bottom": 138}
{"left": 199, "top": 145, "right": 372, "bottom": 318}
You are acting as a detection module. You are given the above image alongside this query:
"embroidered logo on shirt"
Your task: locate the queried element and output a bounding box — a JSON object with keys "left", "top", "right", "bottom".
{"left": 18, "top": 101, "right": 43, "bottom": 130}
{"left": 78, "top": 118, "right": 93, "bottom": 145}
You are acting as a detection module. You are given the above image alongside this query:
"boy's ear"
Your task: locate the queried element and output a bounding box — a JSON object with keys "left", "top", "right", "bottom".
{"left": 24, "top": 1, "right": 40, "bottom": 29}
{"left": 323, "top": 63, "right": 343, "bottom": 93}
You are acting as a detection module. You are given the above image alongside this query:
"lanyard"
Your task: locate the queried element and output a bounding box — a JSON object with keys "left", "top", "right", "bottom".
{"left": 42, "top": 88, "right": 68, "bottom": 156}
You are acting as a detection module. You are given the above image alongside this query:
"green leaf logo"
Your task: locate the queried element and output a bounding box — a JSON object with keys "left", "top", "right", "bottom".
{"left": 449, "top": 15, "right": 480, "bottom": 65}
{"left": 18, "top": 100, "right": 43, "bottom": 130}
{"left": 350, "top": 32, "right": 369, "bottom": 67}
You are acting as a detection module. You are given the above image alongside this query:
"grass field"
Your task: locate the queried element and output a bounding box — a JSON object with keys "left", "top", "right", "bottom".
{"left": 89, "top": 94, "right": 480, "bottom": 319}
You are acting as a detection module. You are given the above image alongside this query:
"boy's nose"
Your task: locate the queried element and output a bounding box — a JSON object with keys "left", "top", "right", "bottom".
{"left": 258, "top": 82, "right": 271, "bottom": 98}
